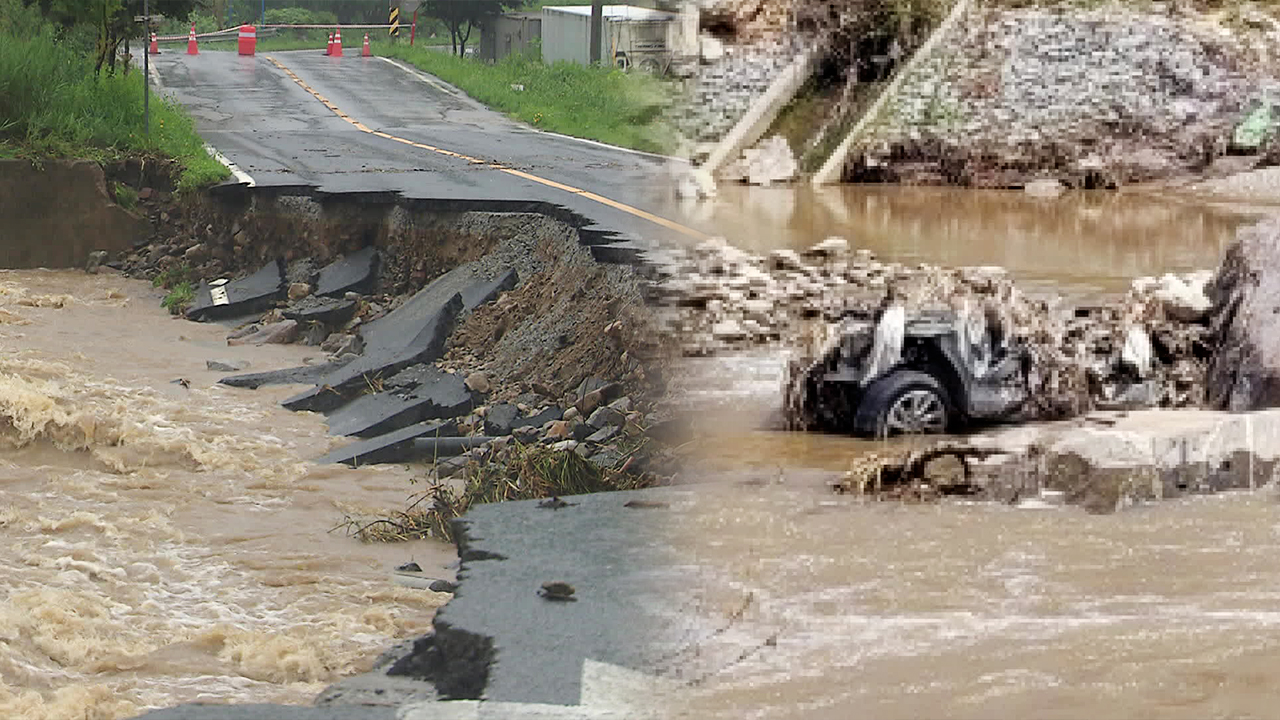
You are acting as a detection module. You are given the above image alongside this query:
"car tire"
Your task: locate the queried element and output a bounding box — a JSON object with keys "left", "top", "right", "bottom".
{"left": 853, "top": 370, "right": 953, "bottom": 438}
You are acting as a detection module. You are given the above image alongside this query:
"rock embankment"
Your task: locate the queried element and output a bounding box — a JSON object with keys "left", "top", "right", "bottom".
{"left": 652, "top": 234, "right": 1213, "bottom": 422}
{"left": 1207, "top": 215, "right": 1280, "bottom": 410}
{"left": 854, "top": 3, "right": 1280, "bottom": 187}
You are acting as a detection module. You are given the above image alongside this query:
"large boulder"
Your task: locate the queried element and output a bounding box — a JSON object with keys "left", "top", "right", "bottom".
{"left": 1207, "top": 218, "right": 1280, "bottom": 410}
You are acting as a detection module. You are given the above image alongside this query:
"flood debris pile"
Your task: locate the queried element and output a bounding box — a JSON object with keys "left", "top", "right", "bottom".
{"left": 854, "top": 4, "right": 1280, "bottom": 187}
{"left": 653, "top": 235, "right": 1215, "bottom": 426}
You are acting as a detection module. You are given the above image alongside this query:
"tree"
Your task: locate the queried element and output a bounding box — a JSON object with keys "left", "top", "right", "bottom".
{"left": 46, "top": 0, "right": 198, "bottom": 75}
{"left": 421, "top": 0, "right": 507, "bottom": 58}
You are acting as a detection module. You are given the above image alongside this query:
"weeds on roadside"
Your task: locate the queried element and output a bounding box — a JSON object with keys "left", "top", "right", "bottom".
{"left": 161, "top": 281, "right": 195, "bottom": 314}
{"left": 335, "top": 441, "right": 656, "bottom": 544}
{"left": 374, "top": 40, "right": 674, "bottom": 154}
{"left": 152, "top": 264, "right": 193, "bottom": 289}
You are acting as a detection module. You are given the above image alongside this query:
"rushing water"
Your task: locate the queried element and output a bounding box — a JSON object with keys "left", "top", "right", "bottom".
{"left": 663, "top": 186, "right": 1280, "bottom": 718}
{"left": 0, "top": 271, "right": 454, "bottom": 719}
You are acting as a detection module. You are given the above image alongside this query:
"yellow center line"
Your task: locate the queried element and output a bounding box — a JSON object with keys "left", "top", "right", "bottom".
{"left": 263, "top": 55, "right": 706, "bottom": 241}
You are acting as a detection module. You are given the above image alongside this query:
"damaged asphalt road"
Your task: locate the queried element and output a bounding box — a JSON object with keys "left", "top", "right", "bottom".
{"left": 151, "top": 51, "right": 696, "bottom": 250}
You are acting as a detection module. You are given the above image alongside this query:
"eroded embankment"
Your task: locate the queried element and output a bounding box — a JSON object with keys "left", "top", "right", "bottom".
{"left": 103, "top": 182, "right": 678, "bottom": 501}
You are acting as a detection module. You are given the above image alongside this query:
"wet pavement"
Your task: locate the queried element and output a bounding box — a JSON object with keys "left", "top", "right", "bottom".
{"left": 151, "top": 51, "right": 694, "bottom": 250}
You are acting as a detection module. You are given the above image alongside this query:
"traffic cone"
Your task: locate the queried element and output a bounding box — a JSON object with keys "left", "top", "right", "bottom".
{"left": 149, "top": 32, "right": 159, "bottom": 55}
{"left": 325, "top": 32, "right": 333, "bottom": 56}
{"left": 332, "top": 28, "right": 343, "bottom": 57}
{"left": 186, "top": 23, "right": 198, "bottom": 55}
{"left": 362, "top": 33, "right": 371, "bottom": 57}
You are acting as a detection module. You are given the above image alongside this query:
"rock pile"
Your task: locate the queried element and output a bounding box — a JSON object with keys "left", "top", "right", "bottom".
{"left": 721, "top": 135, "right": 800, "bottom": 186}
{"left": 427, "top": 378, "right": 669, "bottom": 480}
{"left": 858, "top": 5, "right": 1280, "bottom": 186}
{"left": 653, "top": 235, "right": 1213, "bottom": 422}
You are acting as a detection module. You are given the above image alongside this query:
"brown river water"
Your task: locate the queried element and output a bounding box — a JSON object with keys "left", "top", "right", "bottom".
{"left": 0, "top": 270, "right": 453, "bottom": 719}
{"left": 665, "top": 186, "right": 1280, "bottom": 719}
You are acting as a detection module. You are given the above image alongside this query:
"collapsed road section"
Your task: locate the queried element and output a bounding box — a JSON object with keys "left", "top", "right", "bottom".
{"left": 105, "top": 173, "right": 686, "bottom": 714}
{"left": 115, "top": 184, "right": 677, "bottom": 483}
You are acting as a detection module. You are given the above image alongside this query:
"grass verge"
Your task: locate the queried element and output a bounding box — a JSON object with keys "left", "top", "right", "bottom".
{"left": 0, "top": 21, "right": 228, "bottom": 191}
{"left": 375, "top": 42, "right": 673, "bottom": 154}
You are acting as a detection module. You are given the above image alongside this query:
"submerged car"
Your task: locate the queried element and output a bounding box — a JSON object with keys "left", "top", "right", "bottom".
{"left": 788, "top": 308, "right": 1031, "bottom": 438}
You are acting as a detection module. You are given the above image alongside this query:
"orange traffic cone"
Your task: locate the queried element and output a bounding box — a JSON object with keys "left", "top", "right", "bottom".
{"left": 149, "top": 32, "right": 159, "bottom": 55}
{"left": 332, "top": 28, "right": 343, "bottom": 57}
{"left": 325, "top": 31, "right": 333, "bottom": 56}
{"left": 186, "top": 22, "right": 198, "bottom": 55}
{"left": 361, "top": 33, "right": 371, "bottom": 57}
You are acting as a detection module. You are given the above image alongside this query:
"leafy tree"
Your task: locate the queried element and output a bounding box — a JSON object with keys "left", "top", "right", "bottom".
{"left": 42, "top": 0, "right": 198, "bottom": 75}
{"left": 422, "top": 0, "right": 509, "bottom": 57}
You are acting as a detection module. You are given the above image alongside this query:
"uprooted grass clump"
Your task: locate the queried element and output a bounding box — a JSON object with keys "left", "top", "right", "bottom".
{"left": 161, "top": 281, "right": 195, "bottom": 315}
{"left": 336, "top": 442, "right": 658, "bottom": 544}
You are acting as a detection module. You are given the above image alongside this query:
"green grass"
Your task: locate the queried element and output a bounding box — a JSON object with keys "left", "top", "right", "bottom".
{"left": 0, "top": 12, "right": 228, "bottom": 192}
{"left": 112, "top": 181, "right": 139, "bottom": 209}
{"left": 152, "top": 263, "right": 193, "bottom": 289}
{"left": 161, "top": 281, "right": 195, "bottom": 314}
{"left": 375, "top": 41, "right": 674, "bottom": 154}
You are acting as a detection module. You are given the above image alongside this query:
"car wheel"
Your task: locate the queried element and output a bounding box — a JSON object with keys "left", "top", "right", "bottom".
{"left": 853, "top": 370, "right": 952, "bottom": 438}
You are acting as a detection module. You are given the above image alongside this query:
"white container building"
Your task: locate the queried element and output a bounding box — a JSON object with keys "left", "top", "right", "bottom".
{"left": 541, "top": 5, "right": 689, "bottom": 71}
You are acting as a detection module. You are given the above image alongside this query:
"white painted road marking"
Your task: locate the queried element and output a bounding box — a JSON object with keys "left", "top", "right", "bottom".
{"left": 397, "top": 659, "right": 679, "bottom": 719}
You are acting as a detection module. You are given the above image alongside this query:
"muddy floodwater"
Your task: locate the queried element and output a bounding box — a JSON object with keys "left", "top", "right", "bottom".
{"left": 664, "top": 481, "right": 1280, "bottom": 720}
{"left": 0, "top": 271, "right": 453, "bottom": 719}
{"left": 675, "top": 185, "right": 1248, "bottom": 296}
{"left": 665, "top": 186, "right": 1280, "bottom": 718}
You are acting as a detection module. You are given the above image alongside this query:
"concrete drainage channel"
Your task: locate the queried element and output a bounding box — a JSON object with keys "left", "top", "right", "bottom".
{"left": 121, "top": 185, "right": 682, "bottom": 717}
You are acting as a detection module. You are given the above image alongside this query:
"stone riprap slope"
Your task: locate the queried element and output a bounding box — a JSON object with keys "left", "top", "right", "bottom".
{"left": 855, "top": 4, "right": 1280, "bottom": 186}
{"left": 670, "top": 38, "right": 807, "bottom": 152}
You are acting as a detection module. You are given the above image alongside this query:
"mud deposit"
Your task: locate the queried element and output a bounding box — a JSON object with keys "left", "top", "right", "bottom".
{"left": 0, "top": 271, "right": 455, "bottom": 719}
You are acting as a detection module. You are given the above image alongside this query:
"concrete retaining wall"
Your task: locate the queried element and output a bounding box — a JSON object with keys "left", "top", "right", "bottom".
{"left": 0, "top": 159, "right": 147, "bottom": 269}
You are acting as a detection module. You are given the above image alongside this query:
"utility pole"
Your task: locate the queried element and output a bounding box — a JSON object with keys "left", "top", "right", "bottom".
{"left": 143, "top": 0, "right": 149, "bottom": 136}
{"left": 589, "top": 0, "right": 603, "bottom": 65}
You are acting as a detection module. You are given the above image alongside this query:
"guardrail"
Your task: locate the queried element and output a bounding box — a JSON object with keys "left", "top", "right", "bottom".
{"left": 155, "top": 24, "right": 404, "bottom": 42}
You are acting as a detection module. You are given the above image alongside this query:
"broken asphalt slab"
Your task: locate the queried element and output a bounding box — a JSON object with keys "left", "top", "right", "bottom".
{"left": 187, "top": 260, "right": 284, "bottom": 322}
{"left": 282, "top": 265, "right": 516, "bottom": 413}
{"left": 326, "top": 365, "right": 476, "bottom": 437}
{"left": 394, "top": 489, "right": 685, "bottom": 708}
{"left": 283, "top": 296, "right": 359, "bottom": 326}
{"left": 316, "top": 245, "right": 380, "bottom": 297}
{"left": 314, "top": 420, "right": 454, "bottom": 466}
{"left": 217, "top": 358, "right": 352, "bottom": 389}
{"left": 314, "top": 423, "right": 497, "bottom": 466}
{"left": 283, "top": 294, "right": 464, "bottom": 413}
